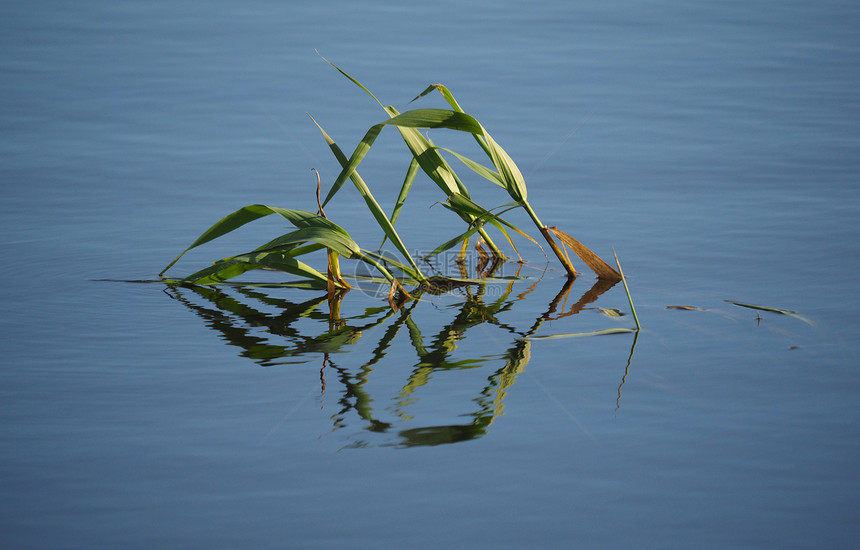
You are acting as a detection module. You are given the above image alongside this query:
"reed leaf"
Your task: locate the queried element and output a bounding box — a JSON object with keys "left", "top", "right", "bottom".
{"left": 412, "top": 83, "right": 492, "bottom": 158}
{"left": 522, "top": 327, "right": 638, "bottom": 340}
{"left": 180, "top": 249, "right": 329, "bottom": 286}
{"left": 434, "top": 147, "right": 506, "bottom": 189}
{"left": 377, "top": 161, "right": 420, "bottom": 249}
{"left": 381, "top": 105, "right": 506, "bottom": 259}
{"left": 724, "top": 301, "right": 814, "bottom": 325}
{"left": 384, "top": 107, "right": 468, "bottom": 197}
{"left": 324, "top": 106, "right": 526, "bottom": 259}
{"left": 410, "top": 84, "right": 527, "bottom": 202}
{"left": 359, "top": 250, "right": 422, "bottom": 284}
{"left": 309, "top": 116, "right": 426, "bottom": 282}
{"left": 318, "top": 50, "right": 385, "bottom": 108}
{"left": 613, "top": 248, "right": 640, "bottom": 331}
{"left": 256, "top": 226, "right": 360, "bottom": 258}
{"left": 321, "top": 108, "right": 503, "bottom": 206}
{"left": 724, "top": 301, "right": 796, "bottom": 315}
{"left": 321, "top": 57, "right": 511, "bottom": 259}
{"left": 411, "top": 84, "right": 465, "bottom": 112}
{"left": 426, "top": 224, "right": 484, "bottom": 257}
{"left": 163, "top": 58, "right": 631, "bottom": 299}
{"left": 547, "top": 226, "right": 621, "bottom": 281}
{"left": 356, "top": 108, "right": 527, "bottom": 206}
{"left": 442, "top": 194, "right": 541, "bottom": 260}
{"left": 323, "top": 61, "right": 616, "bottom": 280}
{"left": 413, "top": 88, "right": 603, "bottom": 276}
{"left": 389, "top": 157, "right": 421, "bottom": 228}
{"left": 160, "top": 205, "right": 357, "bottom": 276}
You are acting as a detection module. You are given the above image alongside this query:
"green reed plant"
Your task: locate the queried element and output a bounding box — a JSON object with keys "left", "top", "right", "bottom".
{"left": 158, "top": 203, "right": 416, "bottom": 304}
{"left": 160, "top": 58, "right": 628, "bottom": 308}
{"left": 318, "top": 56, "right": 621, "bottom": 281}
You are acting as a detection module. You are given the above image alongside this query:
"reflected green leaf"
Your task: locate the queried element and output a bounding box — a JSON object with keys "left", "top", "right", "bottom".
{"left": 162, "top": 275, "right": 631, "bottom": 448}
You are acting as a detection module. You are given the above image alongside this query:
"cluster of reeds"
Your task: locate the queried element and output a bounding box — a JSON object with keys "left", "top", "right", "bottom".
{"left": 160, "top": 57, "right": 628, "bottom": 313}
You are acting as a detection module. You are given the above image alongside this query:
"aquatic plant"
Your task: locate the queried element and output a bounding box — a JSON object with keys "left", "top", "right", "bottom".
{"left": 160, "top": 59, "right": 624, "bottom": 308}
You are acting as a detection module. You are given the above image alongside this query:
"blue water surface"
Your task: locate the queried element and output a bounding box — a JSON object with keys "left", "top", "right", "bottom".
{"left": 2, "top": 1, "right": 859, "bottom": 548}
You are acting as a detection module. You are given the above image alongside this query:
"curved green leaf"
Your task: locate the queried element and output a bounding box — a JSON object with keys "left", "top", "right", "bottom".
{"left": 182, "top": 248, "right": 329, "bottom": 286}
{"left": 160, "top": 205, "right": 354, "bottom": 276}
{"left": 434, "top": 147, "right": 505, "bottom": 188}
{"left": 310, "top": 115, "right": 426, "bottom": 282}
{"left": 390, "top": 157, "right": 421, "bottom": 228}
{"left": 330, "top": 108, "right": 527, "bottom": 218}
{"left": 322, "top": 61, "right": 509, "bottom": 259}
{"left": 426, "top": 225, "right": 483, "bottom": 257}
{"left": 262, "top": 226, "right": 359, "bottom": 258}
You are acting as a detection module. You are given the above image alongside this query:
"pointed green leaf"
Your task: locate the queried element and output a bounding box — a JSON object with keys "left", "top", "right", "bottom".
{"left": 426, "top": 225, "right": 483, "bottom": 257}
{"left": 182, "top": 249, "right": 329, "bottom": 286}
{"left": 385, "top": 106, "right": 464, "bottom": 197}
{"left": 317, "top": 51, "right": 385, "bottom": 107}
{"left": 390, "top": 158, "right": 421, "bottom": 227}
{"left": 160, "top": 205, "right": 346, "bottom": 276}
{"left": 324, "top": 65, "right": 510, "bottom": 259}
{"left": 310, "top": 116, "right": 426, "bottom": 282}
{"left": 435, "top": 147, "right": 505, "bottom": 188}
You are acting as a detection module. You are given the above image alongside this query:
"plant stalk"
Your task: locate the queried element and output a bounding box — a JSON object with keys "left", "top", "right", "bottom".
{"left": 477, "top": 226, "right": 505, "bottom": 260}
{"left": 520, "top": 200, "right": 578, "bottom": 278}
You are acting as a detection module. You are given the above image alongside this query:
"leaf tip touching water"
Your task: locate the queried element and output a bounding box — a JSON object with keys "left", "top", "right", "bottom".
{"left": 724, "top": 300, "right": 814, "bottom": 325}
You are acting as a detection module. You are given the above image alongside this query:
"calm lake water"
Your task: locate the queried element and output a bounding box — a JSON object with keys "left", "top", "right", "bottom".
{"left": 2, "top": 1, "right": 859, "bottom": 548}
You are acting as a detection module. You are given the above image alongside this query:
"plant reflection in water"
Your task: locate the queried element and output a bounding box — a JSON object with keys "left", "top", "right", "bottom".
{"left": 164, "top": 272, "right": 637, "bottom": 448}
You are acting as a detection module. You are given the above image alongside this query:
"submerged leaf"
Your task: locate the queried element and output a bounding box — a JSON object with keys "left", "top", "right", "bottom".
{"left": 724, "top": 301, "right": 814, "bottom": 325}
{"left": 522, "top": 327, "right": 638, "bottom": 340}
{"left": 725, "top": 300, "right": 796, "bottom": 315}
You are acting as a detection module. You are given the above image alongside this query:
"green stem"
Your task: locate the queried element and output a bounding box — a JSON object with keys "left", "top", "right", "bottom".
{"left": 612, "top": 248, "right": 640, "bottom": 331}
{"left": 520, "top": 201, "right": 577, "bottom": 277}
{"left": 356, "top": 253, "right": 396, "bottom": 283}
{"left": 477, "top": 226, "right": 506, "bottom": 260}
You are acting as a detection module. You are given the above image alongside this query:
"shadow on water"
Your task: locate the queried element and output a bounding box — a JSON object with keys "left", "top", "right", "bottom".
{"left": 164, "top": 275, "right": 637, "bottom": 448}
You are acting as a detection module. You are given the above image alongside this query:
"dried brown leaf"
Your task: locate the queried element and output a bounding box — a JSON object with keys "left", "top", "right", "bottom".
{"left": 546, "top": 227, "right": 621, "bottom": 281}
